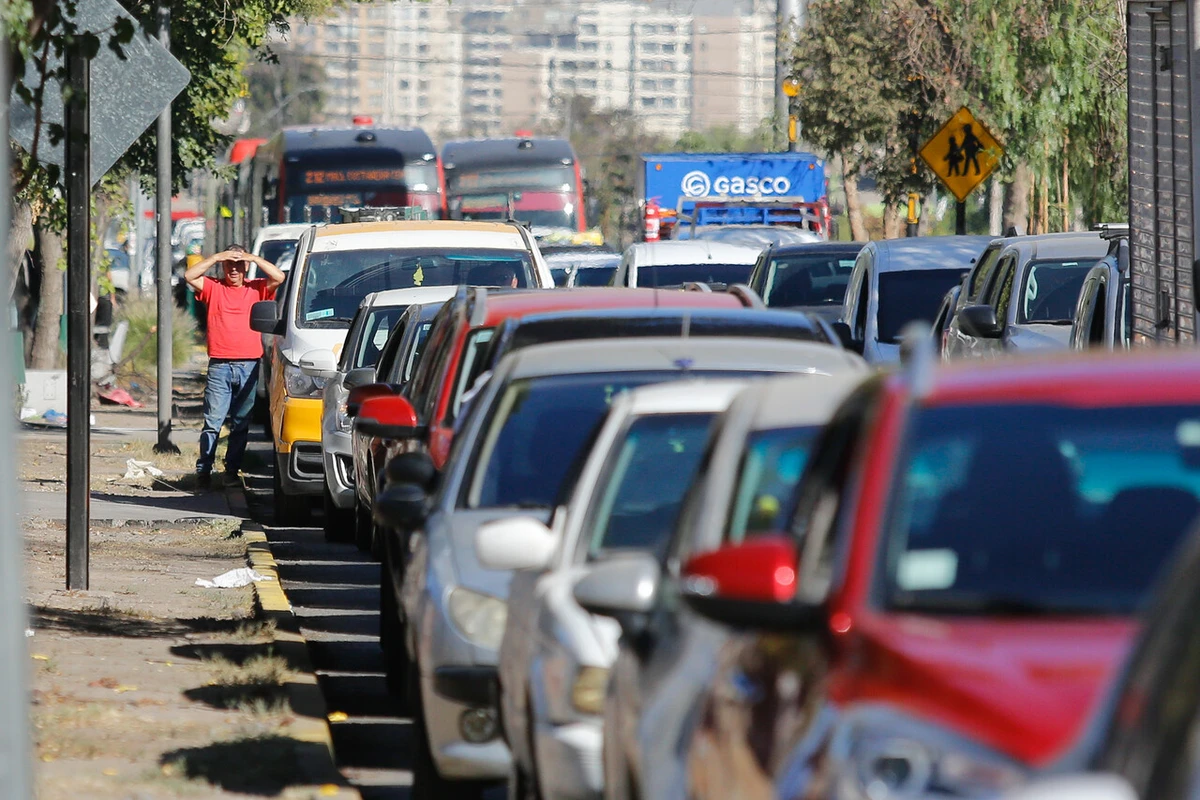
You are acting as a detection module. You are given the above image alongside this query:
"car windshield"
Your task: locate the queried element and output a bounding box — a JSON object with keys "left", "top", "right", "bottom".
{"left": 297, "top": 247, "right": 533, "bottom": 328}
{"left": 638, "top": 263, "right": 754, "bottom": 288}
{"left": 465, "top": 371, "right": 728, "bottom": 510}
{"left": 882, "top": 404, "right": 1200, "bottom": 616}
{"left": 726, "top": 425, "right": 818, "bottom": 544}
{"left": 1020, "top": 259, "right": 1099, "bottom": 324}
{"left": 353, "top": 304, "right": 408, "bottom": 370}
{"left": 584, "top": 412, "right": 715, "bottom": 559}
{"left": 876, "top": 269, "right": 968, "bottom": 344}
{"left": 761, "top": 253, "right": 857, "bottom": 308}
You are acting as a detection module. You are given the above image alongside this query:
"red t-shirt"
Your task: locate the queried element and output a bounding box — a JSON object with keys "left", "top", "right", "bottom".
{"left": 197, "top": 277, "right": 275, "bottom": 359}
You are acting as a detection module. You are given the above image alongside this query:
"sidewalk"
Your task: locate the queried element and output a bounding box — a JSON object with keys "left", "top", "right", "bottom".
{"left": 20, "top": 423, "right": 358, "bottom": 799}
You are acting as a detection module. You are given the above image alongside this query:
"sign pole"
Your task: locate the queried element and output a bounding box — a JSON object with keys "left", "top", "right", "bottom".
{"left": 154, "top": 2, "right": 180, "bottom": 456}
{"left": 955, "top": 201, "right": 967, "bottom": 235}
{"left": 0, "top": 29, "right": 35, "bottom": 797}
{"left": 65, "top": 42, "right": 92, "bottom": 590}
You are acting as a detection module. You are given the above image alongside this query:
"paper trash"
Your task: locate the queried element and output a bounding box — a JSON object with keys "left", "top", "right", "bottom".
{"left": 124, "top": 459, "right": 165, "bottom": 479}
{"left": 195, "top": 567, "right": 274, "bottom": 589}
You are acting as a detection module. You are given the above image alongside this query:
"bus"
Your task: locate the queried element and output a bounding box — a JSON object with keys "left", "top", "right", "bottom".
{"left": 440, "top": 137, "right": 587, "bottom": 234}
{"left": 244, "top": 121, "right": 444, "bottom": 242}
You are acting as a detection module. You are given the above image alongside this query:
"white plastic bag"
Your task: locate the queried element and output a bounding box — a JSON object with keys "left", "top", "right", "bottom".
{"left": 194, "top": 567, "right": 274, "bottom": 589}
{"left": 123, "top": 459, "right": 165, "bottom": 479}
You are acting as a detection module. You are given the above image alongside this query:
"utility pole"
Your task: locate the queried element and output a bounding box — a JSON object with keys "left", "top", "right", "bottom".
{"left": 0, "top": 30, "right": 35, "bottom": 798}
{"left": 775, "top": 0, "right": 801, "bottom": 152}
{"left": 154, "top": 2, "right": 180, "bottom": 456}
{"left": 65, "top": 38, "right": 92, "bottom": 590}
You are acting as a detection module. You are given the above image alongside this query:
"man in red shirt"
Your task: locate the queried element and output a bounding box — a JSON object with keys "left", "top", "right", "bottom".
{"left": 185, "top": 244, "right": 285, "bottom": 488}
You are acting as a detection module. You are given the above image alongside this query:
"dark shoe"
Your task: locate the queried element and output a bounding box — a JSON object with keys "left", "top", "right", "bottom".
{"left": 223, "top": 469, "right": 242, "bottom": 487}
{"left": 195, "top": 472, "right": 212, "bottom": 491}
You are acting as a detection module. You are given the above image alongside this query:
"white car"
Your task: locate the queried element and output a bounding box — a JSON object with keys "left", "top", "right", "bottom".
{"left": 478, "top": 379, "right": 750, "bottom": 800}
{"left": 612, "top": 240, "right": 762, "bottom": 289}
{"left": 251, "top": 219, "right": 553, "bottom": 525}
{"left": 250, "top": 222, "right": 310, "bottom": 276}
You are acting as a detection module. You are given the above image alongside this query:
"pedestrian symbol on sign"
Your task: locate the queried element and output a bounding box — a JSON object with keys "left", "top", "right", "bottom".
{"left": 920, "top": 107, "right": 1004, "bottom": 202}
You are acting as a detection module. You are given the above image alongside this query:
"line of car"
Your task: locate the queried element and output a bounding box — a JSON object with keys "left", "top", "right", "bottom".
{"left": 246, "top": 213, "right": 1192, "bottom": 800}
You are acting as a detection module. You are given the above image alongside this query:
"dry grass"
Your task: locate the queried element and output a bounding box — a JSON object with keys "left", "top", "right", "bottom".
{"left": 194, "top": 653, "right": 292, "bottom": 713}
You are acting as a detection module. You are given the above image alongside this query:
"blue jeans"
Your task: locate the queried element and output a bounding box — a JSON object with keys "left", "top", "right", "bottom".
{"left": 197, "top": 359, "right": 259, "bottom": 475}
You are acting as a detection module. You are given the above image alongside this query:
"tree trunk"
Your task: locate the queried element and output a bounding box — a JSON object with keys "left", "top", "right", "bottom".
{"left": 883, "top": 203, "right": 904, "bottom": 239}
{"left": 7, "top": 199, "right": 33, "bottom": 299}
{"left": 30, "top": 225, "right": 64, "bottom": 370}
{"left": 842, "top": 160, "right": 869, "bottom": 241}
{"left": 988, "top": 178, "right": 1004, "bottom": 235}
{"left": 1003, "top": 163, "right": 1032, "bottom": 235}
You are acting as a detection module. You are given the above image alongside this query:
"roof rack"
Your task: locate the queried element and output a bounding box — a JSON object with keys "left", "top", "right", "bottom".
{"left": 338, "top": 206, "right": 431, "bottom": 223}
{"left": 1092, "top": 222, "right": 1130, "bottom": 241}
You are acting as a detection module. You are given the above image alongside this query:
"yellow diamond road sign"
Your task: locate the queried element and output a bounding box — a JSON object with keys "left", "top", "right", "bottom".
{"left": 919, "top": 106, "right": 1004, "bottom": 202}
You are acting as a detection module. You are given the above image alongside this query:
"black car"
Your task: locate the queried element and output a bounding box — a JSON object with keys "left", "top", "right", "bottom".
{"left": 746, "top": 241, "right": 865, "bottom": 318}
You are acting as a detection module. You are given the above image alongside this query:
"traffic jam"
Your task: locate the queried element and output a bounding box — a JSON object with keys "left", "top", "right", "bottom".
{"left": 219, "top": 125, "right": 1200, "bottom": 800}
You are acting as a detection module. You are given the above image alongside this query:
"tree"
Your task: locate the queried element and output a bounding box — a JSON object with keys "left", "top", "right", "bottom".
{"left": 673, "top": 123, "right": 774, "bottom": 153}
{"left": 243, "top": 52, "right": 328, "bottom": 137}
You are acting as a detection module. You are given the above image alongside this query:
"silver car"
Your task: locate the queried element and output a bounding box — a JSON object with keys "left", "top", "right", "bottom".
{"left": 380, "top": 336, "right": 866, "bottom": 799}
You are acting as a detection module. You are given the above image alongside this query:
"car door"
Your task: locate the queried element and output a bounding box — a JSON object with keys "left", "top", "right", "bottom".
{"left": 1070, "top": 271, "right": 1103, "bottom": 350}
{"left": 946, "top": 242, "right": 1001, "bottom": 358}
{"left": 964, "top": 253, "right": 1013, "bottom": 360}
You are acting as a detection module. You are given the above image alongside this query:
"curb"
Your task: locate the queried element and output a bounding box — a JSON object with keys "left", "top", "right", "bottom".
{"left": 229, "top": 486, "right": 363, "bottom": 800}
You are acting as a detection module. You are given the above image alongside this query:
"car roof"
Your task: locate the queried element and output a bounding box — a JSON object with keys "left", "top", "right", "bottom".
{"left": 477, "top": 287, "right": 749, "bottom": 325}
{"left": 869, "top": 235, "right": 994, "bottom": 273}
{"left": 503, "top": 337, "right": 862, "bottom": 381}
{"left": 746, "top": 371, "right": 870, "bottom": 429}
{"left": 624, "top": 240, "right": 763, "bottom": 266}
{"left": 363, "top": 286, "right": 459, "bottom": 308}
{"left": 256, "top": 223, "right": 312, "bottom": 241}
{"left": 997, "top": 231, "right": 1109, "bottom": 261}
{"left": 622, "top": 379, "right": 752, "bottom": 415}
{"left": 767, "top": 241, "right": 866, "bottom": 257}
{"left": 916, "top": 348, "right": 1200, "bottom": 407}
{"left": 441, "top": 137, "right": 576, "bottom": 170}
{"left": 314, "top": 220, "right": 519, "bottom": 237}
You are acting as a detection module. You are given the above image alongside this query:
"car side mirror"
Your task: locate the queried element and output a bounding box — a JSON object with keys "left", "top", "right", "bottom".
{"left": 250, "top": 300, "right": 283, "bottom": 335}
{"left": 573, "top": 552, "right": 661, "bottom": 632}
{"left": 298, "top": 349, "right": 339, "bottom": 379}
{"left": 679, "top": 536, "right": 823, "bottom": 631}
{"left": 958, "top": 304, "right": 1003, "bottom": 339}
{"left": 830, "top": 320, "right": 863, "bottom": 354}
{"left": 346, "top": 382, "right": 395, "bottom": 419}
{"left": 999, "top": 774, "right": 1136, "bottom": 800}
{"left": 355, "top": 395, "right": 426, "bottom": 440}
{"left": 475, "top": 517, "right": 557, "bottom": 572}
{"left": 385, "top": 451, "right": 437, "bottom": 490}
{"left": 343, "top": 366, "right": 377, "bottom": 390}
{"left": 373, "top": 482, "right": 429, "bottom": 531}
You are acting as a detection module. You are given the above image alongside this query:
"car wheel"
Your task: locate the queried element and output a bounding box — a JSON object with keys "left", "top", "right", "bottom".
{"left": 354, "top": 498, "right": 375, "bottom": 553}
{"left": 322, "top": 484, "right": 354, "bottom": 543}
{"left": 409, "top": 665, "right": 490, "bottom": 800}
{"left": 379, "top": 563, "right": 410, "bottom": 711}
{"left": 272, "top": 466, "right": 307, "bottom": 527}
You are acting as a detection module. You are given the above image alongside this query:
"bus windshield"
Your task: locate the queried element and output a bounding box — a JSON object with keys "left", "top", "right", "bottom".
{"left": 285, "top": 162, "right": 442, "bottom": 223}
{"left": 447, "top": 165, "right": 580, "bottom": 230}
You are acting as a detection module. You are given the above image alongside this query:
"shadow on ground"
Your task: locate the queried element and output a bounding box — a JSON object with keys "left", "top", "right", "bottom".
{"left": 160, "top": 736, "right": 342, "bottom": 796}
{"left": 30, "top": 606, "right": 251, "bottom": 639}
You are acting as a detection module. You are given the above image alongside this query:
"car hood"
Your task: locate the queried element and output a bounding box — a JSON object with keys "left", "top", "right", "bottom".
{"left": 440, "top": 508, "right": 554, "bottom": 600}
{"left": 282, "top": 327, "right": 350, "bottom": 366}
{"left": 1008, "top": 323, "right": 1072, "bottom": 351}
{"left": 849, "top": 614, "right": 1136, "bottom": 766}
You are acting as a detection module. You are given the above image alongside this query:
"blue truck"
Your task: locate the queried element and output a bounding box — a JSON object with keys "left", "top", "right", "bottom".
{"left": 641, "top": 152, "right": 830, "bottom": 241}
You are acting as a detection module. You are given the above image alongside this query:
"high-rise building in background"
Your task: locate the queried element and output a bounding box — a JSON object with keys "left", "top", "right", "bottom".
{"left": 273, "top": 0, "right": 775, "bottom": 141}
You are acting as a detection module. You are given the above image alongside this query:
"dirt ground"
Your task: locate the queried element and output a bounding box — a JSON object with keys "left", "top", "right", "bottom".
{"left": 18, "top": 414, "right": 342, "bottom": 798}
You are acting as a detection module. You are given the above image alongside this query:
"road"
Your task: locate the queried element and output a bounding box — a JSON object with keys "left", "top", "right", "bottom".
{"left": 241, "top": 438, "right": 503, "bottom": 799}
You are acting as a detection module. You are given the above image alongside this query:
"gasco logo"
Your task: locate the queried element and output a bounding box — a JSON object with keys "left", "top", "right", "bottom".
{"left": 681, "top": 170, "right": 792, "bottom": 197}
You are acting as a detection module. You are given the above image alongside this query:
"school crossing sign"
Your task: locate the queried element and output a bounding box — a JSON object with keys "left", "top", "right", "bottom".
{"left": 919, "top": 106, "right": 1004, "bottom": 202}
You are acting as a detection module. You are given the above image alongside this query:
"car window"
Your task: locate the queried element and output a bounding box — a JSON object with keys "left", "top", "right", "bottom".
{"left": 1020, "top": 258, "right": 1099, "bottom": 324}
{"left": 406, "top": 306, "right": 455, "bottom": 413}
{"left": 338, "top": 303, "right": 372, "bottom": 373}
{"left": 990, "top": 258, "right": 1017, "bottom": 321}
{"left": 636, "top": 263, "right": 755, "bottom": 288}
{"left": 761, "top": 253, "right": 857, "bottom": 309}
{"left": 725, "top": 425, "right": 819, "bottom": 544}
{"left": 1087, "top": 279, "right": 1108, "bottom": 346}
{"left": 393, "top": 322, "right": 435, "bottom": 385}
{"left": 354, "top": 304, "right": 408, "bottom": 370}
{"left": 583, "top": 412, "right": 715, "bottom": 561}
{"left": 375, "top": 317, "right": 408, "bottom": 380}
{"left": 967, "top": 244, "right": 1001, "bottom": 301}
{"left": 449, "top": 327, "right": 497, "bottom": 422}
{"left": 882, "top": 404, "right": 1200, "bottom": 616}
{"left": 875, "top": 269, "right": 968, "bottom": 344}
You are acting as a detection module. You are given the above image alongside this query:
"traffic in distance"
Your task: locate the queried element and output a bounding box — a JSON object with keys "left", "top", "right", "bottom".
{"left": 202, "top": 118, "right": 1194, "bottom": 800}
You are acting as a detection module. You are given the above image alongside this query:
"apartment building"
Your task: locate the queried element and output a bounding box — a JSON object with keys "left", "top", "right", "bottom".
{"left": 691, "top": 13, "right": 775, "bottom": 131}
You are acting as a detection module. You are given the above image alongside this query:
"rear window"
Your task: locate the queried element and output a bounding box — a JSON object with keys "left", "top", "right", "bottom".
{"left": 638, "top": 263, "right": 754, "bottom": 288}
{"left": 1020, "top": 259, "right": 1099, "bottom": 324}
{"left": 876, "top": 269, "right": 968, "bottom": 344}
{"left": 760, "top": 253, "right": 857, "bottom": 308}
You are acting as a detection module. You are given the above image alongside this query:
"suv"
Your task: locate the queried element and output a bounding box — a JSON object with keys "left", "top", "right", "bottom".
{"left": 367, "top": 335, "right": 864, "bottom": 799}
{"left": 946, "top": 232, "right": 1108, "bottom": 360}
{"left": 746, "top": 241, "right": 865, "bottom": 318}
{"left": 584, "top": 345, "right": 1200, "bottom": 799}
{"left": 612, "top": 241, "right": 762, "bottom": 289}
{"left": 833, "top": 236, "right": 991, "bottom": 363}
{"left": 250, "top": 219, "right": 552, "bottom": 524}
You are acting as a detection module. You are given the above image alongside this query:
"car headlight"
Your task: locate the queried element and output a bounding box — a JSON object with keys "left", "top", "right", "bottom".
{"left": 830, "top": 707, "right": 1026, "bottom": 800}
{"left": 446, "top": 587, "right": 507, "bottom": 650}
{"left": 570, "top": 665, "right": 610, "bottom": 716}
{"left": 335, "top": 398, "right": 350, "bottom": 432}
{"left": 284, "top": 363, "right": 327, "bottom": 399}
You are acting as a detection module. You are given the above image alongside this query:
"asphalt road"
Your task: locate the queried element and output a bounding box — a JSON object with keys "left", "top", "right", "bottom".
{"left": 241, "top": 438, "right": 504, "bottom": 799}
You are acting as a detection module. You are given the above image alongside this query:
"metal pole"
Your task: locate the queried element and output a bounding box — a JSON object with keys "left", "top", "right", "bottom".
{"left": 0, "top": 30, "right": 35, "bottom": 799}
{"left": 955, "top": 200, "right": 967, "bottom": 235}
{"left": 65, "top": 42, "right": 91, "bottom": 590}
{"left": 775, "top": 0, "right": 800, "bottom": 151}
{"left": 154, "top": 3, "right": 180, "bottom": 455}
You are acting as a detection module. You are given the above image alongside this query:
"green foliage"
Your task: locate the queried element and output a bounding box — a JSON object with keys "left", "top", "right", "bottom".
{"left": 674, "top": 123, "right": 774, "bottom": 153}
{"left": 115, "top": 295, "right": 196, "bottom": 378}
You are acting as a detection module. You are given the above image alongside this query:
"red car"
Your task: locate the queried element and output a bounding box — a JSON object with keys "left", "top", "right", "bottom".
{"left": 348, "top": 285, "right": 791, "bottom": 553}
{"left": 601, "top": 347, "right": 1200, "bottom": 799}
